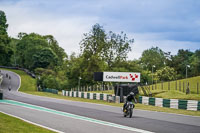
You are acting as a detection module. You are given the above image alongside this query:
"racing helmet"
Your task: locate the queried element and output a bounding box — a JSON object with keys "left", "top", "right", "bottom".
{"left": 130, "top": 92, "right": 134, "bottom": 96}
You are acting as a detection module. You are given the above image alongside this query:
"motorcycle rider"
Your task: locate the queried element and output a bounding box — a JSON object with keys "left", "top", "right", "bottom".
{"left": 123, "top": 92, "right": 137, "bottom": 112}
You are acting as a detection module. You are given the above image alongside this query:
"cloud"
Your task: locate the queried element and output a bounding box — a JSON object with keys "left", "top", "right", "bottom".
{"left": 129, "top": 39, "right": 200, "bottom": 60}
{"left": 0, "top": 0, "right": 200, "bottom": 59}
{"left": 0, "top": 0, "right": 99, "bottom": 55}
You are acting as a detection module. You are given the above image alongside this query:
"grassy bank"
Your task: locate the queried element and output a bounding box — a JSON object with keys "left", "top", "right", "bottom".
{"left": 141, "top": 76, "right": 200, "bottom": 94}
{"left": 0, "top": 68, "right": 37, "bottom": 92}
{"left": 139, "top": 90, "right": 200, "bottom": 100}
{"left": 0, "top": 112, "right": 55, "bottom": 133}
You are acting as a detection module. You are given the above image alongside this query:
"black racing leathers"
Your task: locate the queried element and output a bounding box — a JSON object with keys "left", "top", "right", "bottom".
{"left": 123, "top": 94, "right": 135, "bottom": 111}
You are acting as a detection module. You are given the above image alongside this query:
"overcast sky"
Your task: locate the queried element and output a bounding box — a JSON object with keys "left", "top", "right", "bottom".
{"left": 0, "top": 0, "right": 200, "bottom": 59}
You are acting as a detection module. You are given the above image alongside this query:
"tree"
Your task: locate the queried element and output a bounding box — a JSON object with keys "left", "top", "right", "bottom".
{"left": 79, "top": 23, "right": 133, "bottom": 84}
{"left": 140, "top": 47, "right": 166, "bottom": 71}
{"left": 42, "top": 75, "right": 60, "bottom": 89}
{"left": 0, "top": 10, "right": 8, "bottom": 35}
{"left": 105, "top": 31, "right": 133, "bottom": 70}
{"left": 44, "top": 35, "right": 67, "bottom": 68}
{"left": 65, "top": 53, "right": 83, "bottom": 88}
{"left": 171, "top": 49, "right": 193, "bottom": 78}
{"left": 32, "top": 48, "right": 58, "bottom": 69}
{"left": 79, "top": 24, "right": 108, "bottom": 84}
{"left": 0, "top": 10, "right": 13, "bottom": 65}
{"left": 190, "top": 49, "right": 200, "bottom": 76}
{"left": 140, "top": 70, "right": 152, "bottom": 84}
{"left": 16, "top": 33, "right": 49, "bottom": 68}
{"left": 80, "top": 24, "right": 107, "bottom": 59}
{"left": 155, "top": 66, "right": 177, "bottom": 81}
{"left": 16, "top": 33, "right": 60, "bottom": 70}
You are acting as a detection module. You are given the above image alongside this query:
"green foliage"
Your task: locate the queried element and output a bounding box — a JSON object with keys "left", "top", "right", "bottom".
{"left": 35, "top": 68, "right": 67, "bottom": 90}
{"left": 42, "top": 75, "right": 60, "bottom": 89}
{"left": 190, "top": 50, "right": 200, "bottom": 76}
{"left": 16, "top": 33, "right": 59, "bottom": 70}
{"left": 77, "top": 23, "right": 134, "bottom": 86}
{"left": 0, "top": 10, "right": 13, "bottom": 65}
{"left": 105, "top": 31, "right": 133, "bottom": 69}
{"left": 171, "top": 49, "right": 193, "bottom": 78}
{"left": 140, "top": 47, "right": 165, "bottom": 71}
{"left": 141, "top": 70, "right": 152, "bottom": 84}
{"left": 80, "top": 24, "right": 107, "bottom": 57}
{"left": 0, "top": 44, "right": 13, "bottom": 65}
{"left": 0, "top": 10, "right": 8, "bottom": 35}
{"left": 32, "top": 48, "right": 58, "bottom": 69}
{"left": 35, "top": 68, "right": 55, "bottom": 75}
{"left": 80, "top": 24, "right": 108, "bottom": 83}
{"left": 65, "top": 53, "right": 83, "bottom": 88}
{"left": 155, "top": 66, "right": 177, "bottom": 81}
{"left": 44, "top": 35, "right": 67, "bottom": 68}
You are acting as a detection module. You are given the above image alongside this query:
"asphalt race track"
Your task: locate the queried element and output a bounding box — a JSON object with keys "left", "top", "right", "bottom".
{"left": 0, "top": 69, "right": 200, "bottom": 133}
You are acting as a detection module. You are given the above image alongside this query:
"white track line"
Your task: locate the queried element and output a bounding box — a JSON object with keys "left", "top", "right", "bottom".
{"left": 0, "top": 110, "right": 64, "bottom": 133}
{"left": 1, "top": 100, "right": 154, "bottom": 133}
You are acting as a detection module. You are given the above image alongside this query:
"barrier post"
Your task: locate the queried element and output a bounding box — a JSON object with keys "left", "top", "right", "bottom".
{"left": 186, "top": 82, "right": 190, "bottom": 95}
{"left": 168, "top": 82, "right": 170, "bottom": 90}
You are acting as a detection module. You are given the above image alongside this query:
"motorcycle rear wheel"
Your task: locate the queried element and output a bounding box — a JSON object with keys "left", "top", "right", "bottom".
{"left": 129, "top": 108, "right": 133, "bottom": 118}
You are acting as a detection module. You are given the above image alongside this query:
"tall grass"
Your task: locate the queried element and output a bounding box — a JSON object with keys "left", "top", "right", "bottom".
{"left": 140, "top": 76, "right": 200, "bottom": 94}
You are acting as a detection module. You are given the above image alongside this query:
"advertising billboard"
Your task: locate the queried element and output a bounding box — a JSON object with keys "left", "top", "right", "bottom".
{"left": 103, "top": 72, "right": 140, "bottom": 82}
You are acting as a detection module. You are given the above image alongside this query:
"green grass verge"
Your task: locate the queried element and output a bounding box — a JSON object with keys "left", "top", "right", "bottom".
{"left": 0, "top": 68, "right": 37, "bottom": 92}
{"left": 155, "top": 90, "right": 200, "bottom": 100}
{"left": 25, "top": 91, "right": 200, "bottom": 116}
{"left": 139, "top": 90, "right": 200, "bottom": 100}
{"left": 140, "top": 76, "right": 200, "bottom": 94}
{"left": 0, "top": 112, "right": 55, "bottom": 133}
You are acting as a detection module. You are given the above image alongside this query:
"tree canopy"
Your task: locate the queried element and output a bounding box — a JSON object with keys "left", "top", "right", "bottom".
{"left": 0, "top": 10, "right": 13, "bottom": 66}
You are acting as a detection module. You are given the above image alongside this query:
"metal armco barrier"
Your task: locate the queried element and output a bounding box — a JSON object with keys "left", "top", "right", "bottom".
{"left": 139, "top": 96, "right": 200, "bottom": 111}
{"left": 0, "top": 66, "right": 36, "bottom": 78}
{"left": 42, "top": 88, "right": 58, "bottom": 94}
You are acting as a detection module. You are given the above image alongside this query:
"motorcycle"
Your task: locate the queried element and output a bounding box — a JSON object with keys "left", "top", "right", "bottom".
{"left": 123, "top": 101, "right": 134, "bottom": 118}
